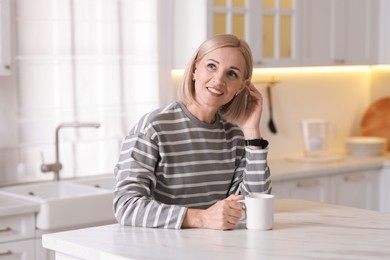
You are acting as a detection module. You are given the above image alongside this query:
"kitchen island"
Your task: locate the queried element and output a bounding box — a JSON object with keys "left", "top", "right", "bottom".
{"left": 42, "top": 199, "right": 390, "bottom": 260}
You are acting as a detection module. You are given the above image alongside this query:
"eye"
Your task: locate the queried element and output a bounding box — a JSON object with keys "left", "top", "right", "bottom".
{"left": 207, "top": 63, "right": 216, "bottom": 70}
{"left": 227, "top": 70, "right": 238, "bottom": 79}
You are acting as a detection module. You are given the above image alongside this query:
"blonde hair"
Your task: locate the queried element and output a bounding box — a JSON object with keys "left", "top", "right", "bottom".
{"left": 177, "top": 34, "right": 255, "bottom": 124}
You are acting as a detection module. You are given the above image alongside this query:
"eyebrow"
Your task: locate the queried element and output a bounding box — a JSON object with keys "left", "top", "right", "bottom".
{"left": 208, "top": 59, "right": 242, "bottom": 72}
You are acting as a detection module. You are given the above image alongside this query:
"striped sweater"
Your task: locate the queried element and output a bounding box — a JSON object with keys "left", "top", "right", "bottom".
{"left": 113, "top": 101, "right": 271, "bottom": 229}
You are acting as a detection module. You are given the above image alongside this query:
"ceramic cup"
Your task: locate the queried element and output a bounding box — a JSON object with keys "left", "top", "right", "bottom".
{"left": 240, "top": 193, "right": 274, "bottom": 230}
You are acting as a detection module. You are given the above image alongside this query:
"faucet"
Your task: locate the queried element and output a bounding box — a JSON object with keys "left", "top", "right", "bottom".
{"left": 40, "top": 122, "right": 101, "bottom": 181}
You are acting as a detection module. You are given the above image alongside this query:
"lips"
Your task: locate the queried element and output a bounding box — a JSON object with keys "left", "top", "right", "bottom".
{"left": 207, "top": 87, "right": 223, "bottom": 95}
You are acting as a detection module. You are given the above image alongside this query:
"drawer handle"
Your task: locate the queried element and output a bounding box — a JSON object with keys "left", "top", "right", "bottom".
{"left": 0, "top": 227, "right": 11, "bottom": 233}
{"left": 344, "top": 174, "right": 365, "bottom": 182}
{"left": 297, "top": 181, "right": 320, "bottom": 188}
{"left": 0, "top": 250, "right": 12, "bottom": 256}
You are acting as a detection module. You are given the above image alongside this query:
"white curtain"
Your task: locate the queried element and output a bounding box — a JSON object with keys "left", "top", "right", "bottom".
{"left": 2, "top": 0, "right": 173, "bottom": 184}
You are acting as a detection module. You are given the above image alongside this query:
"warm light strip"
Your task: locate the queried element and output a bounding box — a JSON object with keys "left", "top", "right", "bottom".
{"left": 172, "top": 65, "right": 390, "bottom": 78}
{"left": 252, "top": 65, "right": 371, "bottom": 74}
{"left": 171, "top": 69, "right": 185, "bottom": 78}
{"left": 370, "top": 64, "right": 390, "bottom": 71}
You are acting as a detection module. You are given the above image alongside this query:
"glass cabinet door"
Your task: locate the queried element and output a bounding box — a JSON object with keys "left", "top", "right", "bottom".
{"left": 210, "top": 0, "right": 299, "bottom": 67}
{"left": 212, "top": 0, "right": 247, "bottom": 40}
{"left": 262, "top": 0, "right": 294, "bottom": 60}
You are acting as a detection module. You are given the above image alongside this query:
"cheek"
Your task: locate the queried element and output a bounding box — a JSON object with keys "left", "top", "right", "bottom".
{"left": 229, "top": 82, "right": 244, "bottom": 93}
{"left": 194, "top": 67, "right": 212, "bottom": 83}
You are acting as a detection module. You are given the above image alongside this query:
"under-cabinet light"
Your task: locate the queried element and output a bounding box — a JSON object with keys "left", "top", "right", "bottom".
{"left": 171, "top": 65, "right": 390, "bottom": 80}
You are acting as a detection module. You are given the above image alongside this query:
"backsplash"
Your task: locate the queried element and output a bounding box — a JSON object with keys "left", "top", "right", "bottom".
{"left": 172, "top": 66, "right": 390, "bottom": 159}
{"left": 256, "top": 70, "right": 371, "bottom": 158}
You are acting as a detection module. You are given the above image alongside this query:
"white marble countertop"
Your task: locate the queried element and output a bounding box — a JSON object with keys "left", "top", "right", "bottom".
{"left": 269, "top": 154, "right": 390, "bottom": 181}
{"left": 0, "top": 193, "right": 39, "bottom": 217}
{"left": 43, "top": 199, "right": 390, "bottom": 260}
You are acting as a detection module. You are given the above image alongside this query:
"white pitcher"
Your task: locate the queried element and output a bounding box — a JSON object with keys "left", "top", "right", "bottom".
{"left": 301, "top": 118, "right": 330, "bottom": 157}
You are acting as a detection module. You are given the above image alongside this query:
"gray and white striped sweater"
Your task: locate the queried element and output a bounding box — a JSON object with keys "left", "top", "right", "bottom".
{"left": 113, "top": 101, "right": 271, "bottom": 229}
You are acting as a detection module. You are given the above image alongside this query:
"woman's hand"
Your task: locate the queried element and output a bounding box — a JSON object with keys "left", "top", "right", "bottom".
{"left": 237, "top": 82, "right": 264, "bottom": 139}
{"left": 182, "top": 195, "right": 244, "bottom": 230}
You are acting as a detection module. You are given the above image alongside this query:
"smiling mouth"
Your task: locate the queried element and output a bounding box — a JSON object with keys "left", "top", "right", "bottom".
{"left": 207, "top": 87, "right": 223, "bottom": 95}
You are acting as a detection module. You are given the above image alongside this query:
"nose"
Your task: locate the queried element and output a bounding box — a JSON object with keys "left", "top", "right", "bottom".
{"left": 212, "top": 70, "right": 225, "bottom": 86}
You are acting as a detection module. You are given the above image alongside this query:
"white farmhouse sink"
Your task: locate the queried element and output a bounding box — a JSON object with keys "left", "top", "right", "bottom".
{"left": 0, "top": 182, "right": 116, "bottom": 230}
{"left": 72, "top": 175, "right": 116, "bottom": 191}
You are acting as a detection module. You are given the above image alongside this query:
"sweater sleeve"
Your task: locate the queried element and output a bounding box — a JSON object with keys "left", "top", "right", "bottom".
{"left": 228, "top": 147, "right": 272, "bottom": 196}
{"left": 113, "top": 133, "right": 187, "bottom": 229}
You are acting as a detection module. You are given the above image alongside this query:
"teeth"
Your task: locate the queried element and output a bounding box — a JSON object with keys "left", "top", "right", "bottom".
{"left": 207, "top": 87, "right": 223, "bottom": 95}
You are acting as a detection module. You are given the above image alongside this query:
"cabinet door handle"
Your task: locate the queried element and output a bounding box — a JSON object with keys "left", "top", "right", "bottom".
{"left": 0, "top": 250, "right": 12, "bottom": 256}
{"left": 334, "top": 59, "right": 345, "bottom": 64}
{"left": 344, "top": 174, "right": 365, "bottom": 182}
{"left": 297, "top": 180, "right": 320, "bottom": 188}
{"left": 0, "top": 227, "right": 11, "bottom": 233}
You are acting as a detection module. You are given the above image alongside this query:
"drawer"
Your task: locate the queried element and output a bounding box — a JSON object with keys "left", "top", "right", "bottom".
{"left": 0, "top": 239, "right": 35, "bottom": 260}
{"left": 0, "top": 213, "right": 35, "bottom": 243}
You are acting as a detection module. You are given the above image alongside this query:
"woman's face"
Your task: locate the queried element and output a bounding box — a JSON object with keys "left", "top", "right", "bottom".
{"left": 193, "top": 47, "right": 246, "bottom": 110}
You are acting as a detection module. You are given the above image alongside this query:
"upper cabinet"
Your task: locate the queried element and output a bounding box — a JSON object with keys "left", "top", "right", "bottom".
{"left": 301, "top": 0, "right": 379, "bottom": 66}
{"left": 173, "top": 0, "right": 301, "bottom": 69}
{"left": 378, "top": 0, "right": 390, "bottom": 64}
{"left": 173, "top": 0, "right": 380, "bottom": 69}
{"left": 0, "top": 0, "right": 10, "bottom": 75}
{"left": 210, "top": 0, "right": 301, "bottom": 67}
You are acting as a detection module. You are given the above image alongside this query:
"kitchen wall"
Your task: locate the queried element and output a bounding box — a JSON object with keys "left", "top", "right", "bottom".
{"left": 1, "top": 0, "right": 390, "bottom": 186}
{"left": 371, "top": 69, "right": 390, "bottom": 100}
{"left": 253, "top": 69, "right": 373, "bottom": 158}
{"left": 173, "top": 67, "right": 386, "bottom": 159}
{"left": 2, "top": 65, "right": 390, "bottom": 185}
{"left": 0, "top": 0, "right": 173, "bottom": 186}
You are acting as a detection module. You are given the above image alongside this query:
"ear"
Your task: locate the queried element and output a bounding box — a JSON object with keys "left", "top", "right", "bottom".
{"left": 235, "top": 80, "right": 250, "bottom": 96}
{"left": 192, "top": 68, "right": 197, "bottom": 81}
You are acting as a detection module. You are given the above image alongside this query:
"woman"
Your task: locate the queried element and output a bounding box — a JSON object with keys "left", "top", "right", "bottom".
{"left": 113, "top": 34, "right": 271, "bottom": 230}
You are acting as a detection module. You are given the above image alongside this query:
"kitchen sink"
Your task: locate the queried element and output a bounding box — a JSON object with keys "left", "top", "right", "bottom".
{"left": 0, "top": 181, "right": 116, "bottom": 230}
{"left": 71, "top": 175, "right": 116, "bottom": 191}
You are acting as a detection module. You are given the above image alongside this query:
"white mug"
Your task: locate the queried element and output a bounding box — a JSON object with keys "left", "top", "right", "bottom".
{"left": 241, "top": 193, "right": 274, "bottom": 230}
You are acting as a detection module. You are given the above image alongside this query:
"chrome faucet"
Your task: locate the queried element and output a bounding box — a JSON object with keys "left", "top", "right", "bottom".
{"left": 40, "top": 122, "right": 101, "bottom": 181}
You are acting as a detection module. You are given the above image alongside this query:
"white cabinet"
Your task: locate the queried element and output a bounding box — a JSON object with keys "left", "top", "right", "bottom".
{"left": 273, "top": 175, "right": 330, "bottom": 203}
{"left": 210, "top": 0, "right": 301, "bottom": 67}
{"left": 301, "top": 0, "right": 378, "bottom": 66}
{"left": 0, "top": 0, "right": 11, "bottom": 75}
{"left": 379, "top": 164, "right": 390, "bottom": 213}
{"left": 270, "top": 180, "right": 284, "bottom": 199}
{"left": 249, "top": 0, "right": 301, "bottom": 67}
{"left": 273, "top": 169, "right": 381, "bottom": 211}
{"left": 378, "top": 0, "right": 390, "bottom": 64}
{"left": 0, "top": 240, "right": 35, "bottom": 260}
{"left": 283, "top": 176, "right": 330, "bottom": 203}
{"left": 173, "top": 0, "right": 380, "bottom": 68}
{"left": 173, "top": 0, "right": 301, "bottom": 69}
{"left": 0, "top": 213, "right": 35, "bottom": 260}
{"left": 35, "top": 238, "right": 55, "bottom": 260}
{"left": 330, "top": 170, "right": 380, "bottom": 210}
{"left": 0, "top": 214, "right": 35, "bottom": 243}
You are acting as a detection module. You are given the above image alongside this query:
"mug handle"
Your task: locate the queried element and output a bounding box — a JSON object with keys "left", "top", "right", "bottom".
{"left": 237, "top": 200, "right": 247, "bottom": 221}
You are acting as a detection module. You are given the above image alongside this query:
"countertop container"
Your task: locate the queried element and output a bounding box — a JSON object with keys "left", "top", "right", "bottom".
{"left": 346, "top": 136, "right": 387, "bottom": 157}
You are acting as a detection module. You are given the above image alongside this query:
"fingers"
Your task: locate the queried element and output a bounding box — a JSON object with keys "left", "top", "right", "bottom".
{"left": 249, "top": 84, "right": 262, "bottom": 98}
{"left": 222, "top": 201, "right": 243, "bottom": 226}
{"left": 203, "top": 200, "right": 243, "bottom": 230}
{"left": 225, "top": 194, "right": 244, "bottom": 201}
